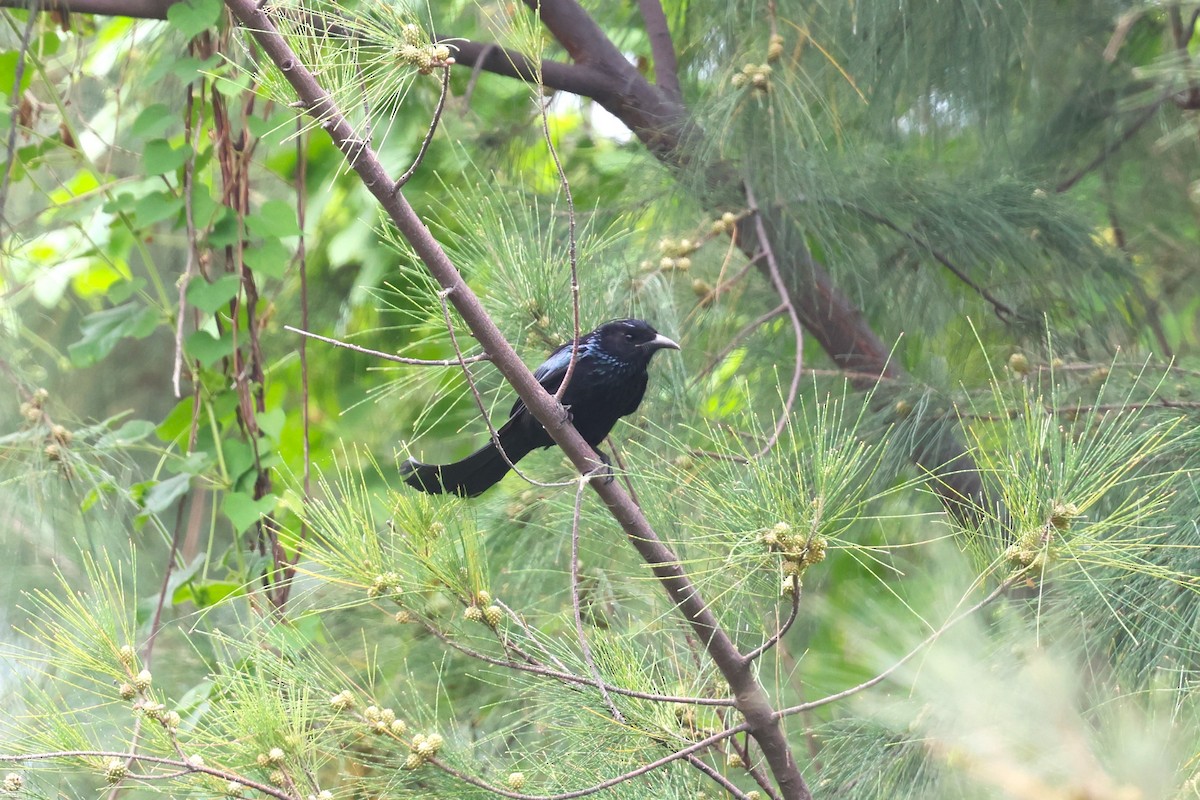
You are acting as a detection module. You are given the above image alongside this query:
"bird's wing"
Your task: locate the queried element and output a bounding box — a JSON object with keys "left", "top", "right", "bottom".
{"left": 532, "top": 341, "right": 574, "bottom": 387}
{"left": 506, "top": 340, "right": 580, "bottom": 418}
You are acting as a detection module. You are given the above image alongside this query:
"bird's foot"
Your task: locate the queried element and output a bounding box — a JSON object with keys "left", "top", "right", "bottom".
{"left": 587, "top": 449, "right": 615, "bottom": 485}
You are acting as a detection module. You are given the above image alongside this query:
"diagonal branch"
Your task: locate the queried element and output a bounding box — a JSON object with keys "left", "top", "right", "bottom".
{"left": 221, "top": 5, "right": 810, "bottom": 797}
{"left": 844, "top": 202, "right": 1015, "bottom": 320}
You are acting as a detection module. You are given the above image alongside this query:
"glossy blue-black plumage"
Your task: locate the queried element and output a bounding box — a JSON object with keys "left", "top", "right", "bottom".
{"left": 401, "top": 319, "right": 680, "bottom": 497}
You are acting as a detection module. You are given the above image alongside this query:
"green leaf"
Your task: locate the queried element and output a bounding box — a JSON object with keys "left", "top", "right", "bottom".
{"left": 96, "top": 419, "right": 157, "bottom": 449}
{"left": 166, "top": 0, "right": 221, "bottom": 38}
{"left": 68, "top": 303, "right": 160, "bottom": 366}
{"left": 157, "top": 397, "right": 198, "bottom": 444}
{"left": 175, "top": 579, "right": 245, "bottom": 609}
{"left": 257, "top": 407, "right": 286, "bottom": 443}
{"left": 246, "top": 199, "right": 302, "bottom": 238}
{"left": 243, "top": 238, "right": 292, "bottom": 279}
{"left": 222, "top": 438, "right": 255, "bottom": 485}
{"left": 166, "top": 555, "right": 244, "bottom": 608}
{"left": 247, "top": 111, "right": 296, "bottom": 148}
{"left": 132, "top": 190, "right": 183, "bottom": 226}
{"left": 185, "top": 273, "right": 241, "bottom": 313}
{"left": 0, "top": 52, "right": 34, "bottom": 99}
{"left": 223, "top": 492, "right": 276, "bottom": 533}
{"left": 135, "top": 473, "right": 192, "bottom": 523}
{"left": 143, "top": 139, "right": 191, "bottom": 175}
{"left": 213, "top": 72, "right": 253, "bottom": 98}
{"left": 207, "top": 207, "right": 239, "bottom": 247}
{"left": 131, "top": 104, "right": 173, "bottom": 139}
{"left": 184, "top": 329, "right": 234, "bottom": 367}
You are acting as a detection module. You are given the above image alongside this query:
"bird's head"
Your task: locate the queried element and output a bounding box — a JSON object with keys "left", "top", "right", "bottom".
{"left": 595, "top": 319, "right": 681, "bottom": 364}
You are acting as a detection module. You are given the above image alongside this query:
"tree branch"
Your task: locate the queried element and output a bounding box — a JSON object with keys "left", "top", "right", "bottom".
{"left": 221, "top": 3, "right": 809, "bottom": 796}
{"left": 636, "top": 0, "right": 682, "bottom": 102}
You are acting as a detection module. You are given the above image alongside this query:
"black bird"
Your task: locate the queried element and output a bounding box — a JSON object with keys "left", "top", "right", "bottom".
{"left": 401, "top": 319, "right": 680, "bottom": 497}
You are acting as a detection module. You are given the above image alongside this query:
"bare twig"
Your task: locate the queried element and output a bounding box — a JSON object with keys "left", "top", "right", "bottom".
{"left": 415, "top": 613, "right": 735, "bottom": 706}
{"left": 0, "top": 751, "right": 298, "bottom": 800}
{"left": 493, "top": 598, "right": 576, "bottom": 675}
{"left": 1055, "top": 96, "right": 1166, "bottom": 193}
{"left": 0, "top": 0, "right": 40, "bottom": 235}
{"left": 844, "top": 203, "right": 1015, "bottom": 321}
{"left": 460, "top": 42, "right": 496, "bottom": 110}
{"left": 746, "top": 187, "right": 802, "bottom": 460}
{"left": 691, "top": 303, "right": 787, "bottom": 385}
{"left": 779, "top": 571, "right": 1025, "bottom": 718}
{"left": 436, "top": 289, "right": 569, "bottom": 489}
{"left": 426, "top": 722, "right": 751, "bottom": 800}
{"left": 682, "top": 753, "right": 752, "bottom": 800}
{"left": 537, "top": 91, "right": 581, "bottom": 404}
{"left": 394, "top": 64, "right": 452, "bottom": 190}
{"left": 283, "top": 324, "right": 492, "bottom": 365}
{"left": 741, "top": 577, "right": 800, "bottom": 663}
{"left": 172, "top": 83, "right": 200, "bottom": 399}
{"left": 570, "top": 473, "right": 625, "bottom": 722}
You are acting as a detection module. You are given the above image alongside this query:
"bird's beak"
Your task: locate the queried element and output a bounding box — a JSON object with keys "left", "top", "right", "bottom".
{"left": 648, "top": 334, "right": 681, "bottom": 352}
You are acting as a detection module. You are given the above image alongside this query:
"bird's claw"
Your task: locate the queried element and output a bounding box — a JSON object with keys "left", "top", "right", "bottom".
{"left": 588, "top": 449, "right": 615, "bottom": 485}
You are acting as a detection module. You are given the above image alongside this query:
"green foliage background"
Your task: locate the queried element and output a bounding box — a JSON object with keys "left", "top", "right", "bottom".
{"left": 2, "top": 1, "right": 1200, "bottom": 798}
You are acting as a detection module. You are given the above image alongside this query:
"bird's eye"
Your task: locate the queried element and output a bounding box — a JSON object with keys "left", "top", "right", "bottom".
{"left": 624, "top": 333, "right": 635, "bottom": 341}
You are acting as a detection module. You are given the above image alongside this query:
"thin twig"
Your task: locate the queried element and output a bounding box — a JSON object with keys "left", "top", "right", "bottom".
{"left": 493, "top": 598, "right": 575, "bottom": 675}
{"left": 683, "top": 753, "right": 752, "bottom": 800}
{"left": 606, "top": 438, "right": 641, "bottom": 507}
{"left": 1055, "top": 96, "right": 1166, "bottom": 193}
{"left": 460, "top": 42, "right": 495, "bottom": 110}
{"left": 731, "top": 734, "right": 782, "bottom": 800}
{"left": 394, "top": 63, "right": 452, "bottom": 190}
{"left": 0, "top": 751, "right": 297, "bottom": 800}
{"left": 746, "top": 187, "right": 802, "bottom": 460}
{"left": 539, "top": 91, "right": 581, "bottom": 404}
{"left": 416, "top": 614, "right": 735, "bottom": 705}
{"left": 741, "top": 578, "right": 800, "bottom": 663}
{"left": 691, "top": 303, "right": 787, "bottom": 386}
{"left": 0, "top": 0, "right": 40, "bottom": 235}
{"left": 283, "top": 324, "right": 492, "bottom": 365}
{"left": 778, "top": 571, "right": 1025, "bottom": 718}
{"left": 173, "top": 84, "right": 200, "bottom": 398}
{"left": 426, "top": 722, "right": 751, "bottom": 800}
{"left": 845, "top": 203, "right": 1015, "bottom": 321}
{"left": 570, "top": 473, "right": 626, "bottom": 722}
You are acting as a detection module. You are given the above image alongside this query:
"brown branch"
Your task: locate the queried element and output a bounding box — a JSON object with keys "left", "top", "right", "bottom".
{"left": 219, "top": 7, "right": 807, "bottom": 794}
{"left": 741, "top": 578, "right": 800, "bottom": 664}
{"left": 747, "top": 189, "right": 803, "bottom": 460}
{"left": 283, "top": 325, "right": 492, "bottom": 366}
{"left": 1055, "top": 97, "right": 1166, "bottom": 193}
{"left": 636, "top": 0, "right": 682, "bottom": 102}
{"left": 0, "top": 0, "right": 40, "bottom": 234}
{"left": 425, "top": 723, "right": 751, "bottom": 800}
{"left": 0, "top": 750, "right": 298, "bottom": 800}
{"left": 393, "top": 64, "right": 451, "bottom": 190}
{"left": 845, "top": 202, "right": 1015, "bottom": 321}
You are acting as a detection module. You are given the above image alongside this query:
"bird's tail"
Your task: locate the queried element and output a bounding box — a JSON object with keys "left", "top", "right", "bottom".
{"left": 401, "top": 430, "right": 534, "bottom": 497}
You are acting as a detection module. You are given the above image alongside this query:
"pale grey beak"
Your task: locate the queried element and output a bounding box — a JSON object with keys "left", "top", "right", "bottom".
{"left": 647, "top": 333, "right": 681, "bottom": 352}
